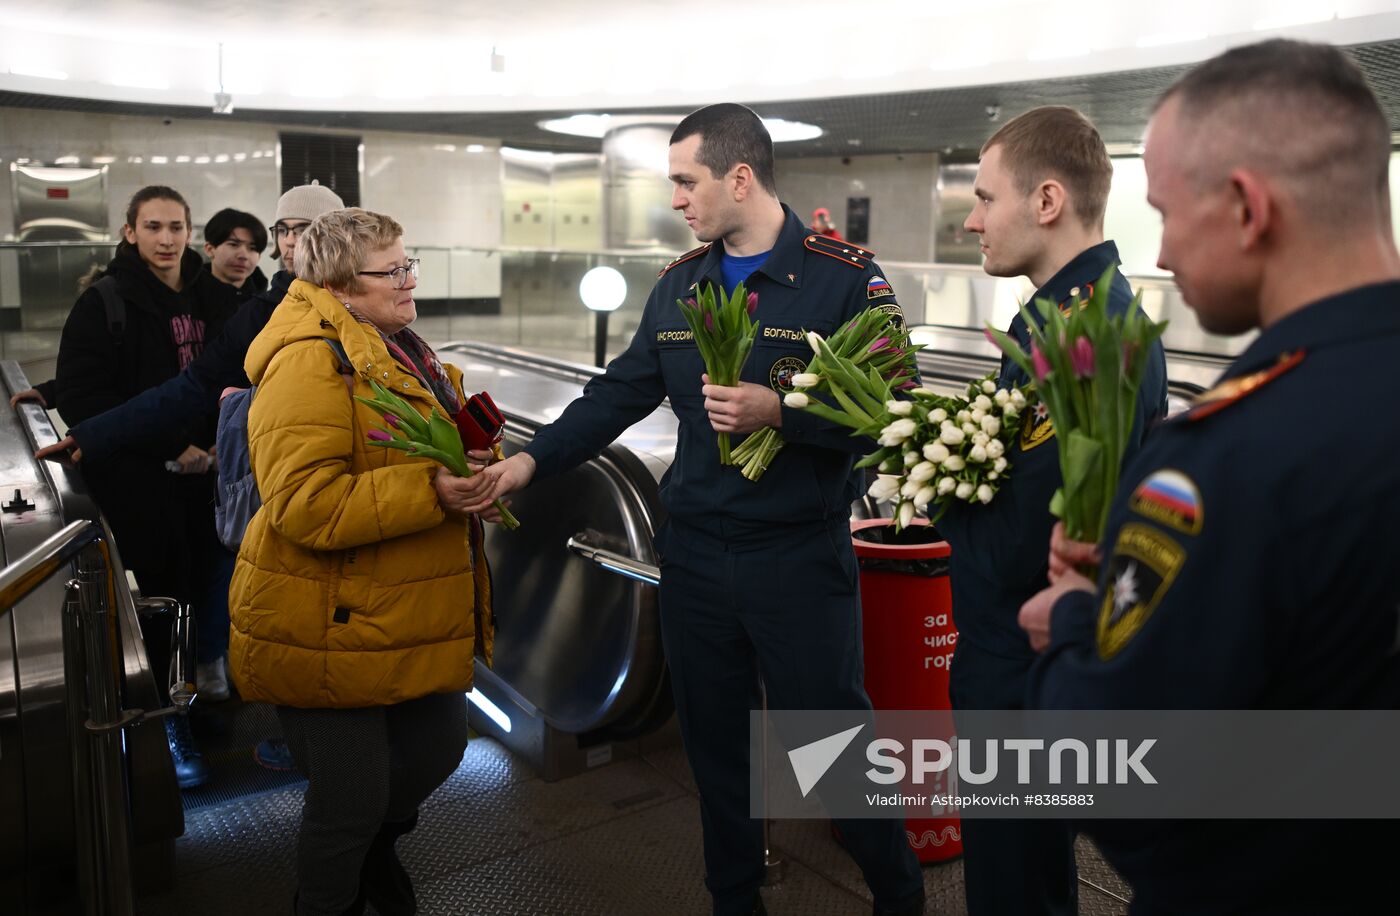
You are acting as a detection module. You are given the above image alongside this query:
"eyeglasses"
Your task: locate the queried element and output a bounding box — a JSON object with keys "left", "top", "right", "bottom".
{"left": 270, "top": 222, "right": 311, "bottom": 240}
{"left": 357, "top": 258, "right": 420, "bottom": 290}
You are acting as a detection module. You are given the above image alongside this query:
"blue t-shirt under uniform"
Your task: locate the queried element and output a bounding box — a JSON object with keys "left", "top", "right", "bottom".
{"left": 720, "top": 250, "right": 770, "bottom": 296}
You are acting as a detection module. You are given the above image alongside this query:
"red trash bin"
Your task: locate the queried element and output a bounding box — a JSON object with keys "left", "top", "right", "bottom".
{"left": 851, "top": 517, "right": 963, "bottom": 863}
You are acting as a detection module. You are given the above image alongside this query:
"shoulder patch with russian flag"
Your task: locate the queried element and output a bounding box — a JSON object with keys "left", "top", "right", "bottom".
{"left": 1128, "top": 469, "right": 1203, "bottom": 535}
{"left": 867, "top": 276, "right": 894, "bottom": 299}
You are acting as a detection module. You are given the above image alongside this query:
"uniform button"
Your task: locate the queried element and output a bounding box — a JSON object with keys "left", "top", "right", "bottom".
{"left": 383, "top": 371, "right": 389, "bottom": 378}
{"left": 403, "top": 382, "right": 410, "bottom": 388}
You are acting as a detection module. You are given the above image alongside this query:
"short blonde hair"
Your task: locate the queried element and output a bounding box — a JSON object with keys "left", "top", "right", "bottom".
{"left": 297, "top": 208, "right": 404, "bottom": 294}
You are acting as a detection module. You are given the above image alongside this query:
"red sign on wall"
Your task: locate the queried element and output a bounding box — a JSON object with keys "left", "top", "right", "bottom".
{"left": 47, "top": 188, "right": 70, "bottom": 199}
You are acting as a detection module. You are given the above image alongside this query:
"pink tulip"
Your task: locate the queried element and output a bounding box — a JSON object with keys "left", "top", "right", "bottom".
{"left": 1031, "top": 342, "right": 1051, "bottom": 381}
{"left": 868, "top": 336, "right": 891, "bottom": 353}
{"left": 983, "top": 328, "right": 999, "bottom": 346}
{"left": 746, "top": 291, "right": 759, "bottom": 315}
{"left": 1070, "top": 337, "right": 1095, "bottom": 378}
{"left": 704, "top": 310, "right": 715, "bottom": 331}
{"left": 367, "top": 429, "right": 393, "bottom": 442}
{"left": 384, "top": 413, "right": 400, "bottom": 428}
{"left": 1123, "top": 341, "right": 1138, "bottom": 373}
{"left": 685, "top": 298, "right": 697, "bottom": 308}
{"left": 897, "top": 379, "right": 918, "bottom": 390}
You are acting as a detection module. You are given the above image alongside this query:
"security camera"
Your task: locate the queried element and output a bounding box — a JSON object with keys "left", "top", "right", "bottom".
{"left": 985, "top": 104, "right": 1001, "bottom": 122}
{"left": 213, "top": 92, "right": 233, "bottom": 115}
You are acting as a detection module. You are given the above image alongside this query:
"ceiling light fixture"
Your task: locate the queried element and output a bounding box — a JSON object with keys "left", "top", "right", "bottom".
{"left": 539, "top": 113, "right": 821, "bottom": 142}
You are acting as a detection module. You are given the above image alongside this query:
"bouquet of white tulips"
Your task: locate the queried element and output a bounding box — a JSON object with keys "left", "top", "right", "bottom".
{"left": 858, "top": 373, "right": 1035, "bottom": 531}
{"left": 731, "top": 307, "right": 920, "bottom": 481}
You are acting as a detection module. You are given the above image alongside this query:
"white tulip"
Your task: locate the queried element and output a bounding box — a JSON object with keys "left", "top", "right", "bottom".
{"left": 911, "top": 387, "right": 935, "bottom": 397}
{"left": 885, "top": 399, "right": 913, "bottom": 416}
{"left": 962, "top": 423, "right": 978, "bottom": 437}
{"left": 1010, "top": 389, "right": 1027, "bottom": 408}
{"left": 913, "top": 485, "right": 936, "bottom": 510}
{"left": 922, "top": 442, "right": 948, "bottom": 463}
{"left": 806, "top": 331, "right": 824, "bottom": 354}
{"left": 882, "top": 418, "right": 916, "bottom": 441}
{"left": 969, "top": 444, "right": 988, "bottom": 463}
{"left": 994, "top": 456, "right": 1008, "bottom": 472}
{"left": 944, "top": 455, "right": 966, "bottom": 472}
{"left": 957, "top": 410, "right": 972, "bottom": 424}
{"left": 904, "top": 450, "right": 919, "bottom": 466}
{"left": 981, "top": 416, "right": 1001, "bottom": 437}
{"left": 868, "top": 475, "right": 902, "bottom": 502}
{"left": 898, "top": 500, "right": 916, "bottom": 529}
{"left": 988, "top": 471, "right": 999, "bottom": 480}
{"left": 791, "top": 372, "right": 820, "bottom": 389}
{"left": 970, "top": 408, "right": 987, "bottom": 423}
{"left": 976, "top": 484, "right": 994, "bottom": 504}
{"left": 974, "top": 395, "right": 993, "bottom": 412}
{"left": 784, "top": 392, "right": 810, "bottom": 409}
{"left": 931, "top": 408, "right": 948, "bottom": 423}
{"left": 901, "top": 479, "right": 921, "bottom": 498}
{"left": 879, "top": 458, "right": 899, "bottom": 473}
{"left": 993, "top": 389, "right": 1010, "bottom": 405}
{"left": 973, "top": 432, "right": 990, "bottom": 448}
{"left": 987, "top": 439, "right": 1005, "bottom": 460}
{"left": 937, "top": 476, "right": 957, "bottom": 495}
{"left": 981, "top": 379, "right": 996, "bottom": 394}
{"left": 939, "top": 425, "right": 965, "bottom": 446}
{"left": 956, "top": 482, "right": 974, "bottom": 500}
{"left": 908, "top": 461, "right": 937, "bottom": 483}
{"left": 1002, "top": 406, "right": 1019, "bottom": 422}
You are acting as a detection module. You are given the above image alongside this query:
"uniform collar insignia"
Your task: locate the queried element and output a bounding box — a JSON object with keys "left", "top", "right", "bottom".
{"left": 1184, "top": 350, "right": 1305, "bottom": 422}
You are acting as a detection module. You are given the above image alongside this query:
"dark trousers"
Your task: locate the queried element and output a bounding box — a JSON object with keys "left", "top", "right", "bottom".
{"left": 949, "top": 640, "right": 1078, "bottom": 916}
{"left": 277, "top": 691, "right": 469, "bottom": 916}
{"left": 658, "top": 520, "right": 923, "bottom": 916}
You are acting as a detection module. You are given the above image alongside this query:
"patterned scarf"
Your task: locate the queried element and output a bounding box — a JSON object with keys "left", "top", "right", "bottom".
{"left": 344, "top": 306, "right": 461, "bottom": 416}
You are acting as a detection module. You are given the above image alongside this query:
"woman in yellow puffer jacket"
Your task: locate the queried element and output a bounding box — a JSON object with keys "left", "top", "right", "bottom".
{"left": 229, "top": 208, "right": 495, "bottom": 916}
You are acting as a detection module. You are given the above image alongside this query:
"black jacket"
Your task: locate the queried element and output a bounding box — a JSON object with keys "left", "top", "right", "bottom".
{"left": 55, "top": 244, "right": 237, "bottom": 575}
{"left": 71, "top": 269, "right": 293, "bottom": 462}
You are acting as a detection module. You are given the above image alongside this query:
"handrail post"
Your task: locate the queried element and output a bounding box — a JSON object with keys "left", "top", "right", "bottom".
{"left": 74, "top": 540, "right": 136, "bottom": 916}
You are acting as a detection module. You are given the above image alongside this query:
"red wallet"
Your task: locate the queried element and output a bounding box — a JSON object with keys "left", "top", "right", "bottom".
{"left": 455, "top": 391, "right": 505, "bottom": 451}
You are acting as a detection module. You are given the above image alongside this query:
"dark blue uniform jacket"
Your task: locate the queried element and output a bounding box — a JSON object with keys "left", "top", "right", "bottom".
{"left": 938, "top": 241, "right": 1168, "bottom": 661}
{"left": 1029, "top": 281, "right": 1400, "bottom": 915}
{"left": 524, "top": 205, "right": 903, "bottom": 542}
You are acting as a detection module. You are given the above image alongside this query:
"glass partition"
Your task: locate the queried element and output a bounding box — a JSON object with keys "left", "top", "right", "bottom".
{"left": 1, "top": 241, "right": 1248, "bottom": 374}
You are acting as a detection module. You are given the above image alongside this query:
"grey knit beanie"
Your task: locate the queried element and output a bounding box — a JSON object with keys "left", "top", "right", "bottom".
{"left": 274, "top": 181, "right": 344, "bottom": 224}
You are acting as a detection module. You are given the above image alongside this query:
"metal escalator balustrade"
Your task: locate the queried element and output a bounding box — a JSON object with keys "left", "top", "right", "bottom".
{"left": 1, "top": 360, "right": 186, "bottom": 916}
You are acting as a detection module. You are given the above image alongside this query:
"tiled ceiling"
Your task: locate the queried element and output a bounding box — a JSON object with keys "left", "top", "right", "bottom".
{"left": 4, "top": 39, "right": 1399, "bottom": 158}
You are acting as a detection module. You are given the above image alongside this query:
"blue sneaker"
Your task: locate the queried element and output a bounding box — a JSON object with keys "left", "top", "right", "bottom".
{"left": 254, "top": 736, "right": 296, "bottom": 772}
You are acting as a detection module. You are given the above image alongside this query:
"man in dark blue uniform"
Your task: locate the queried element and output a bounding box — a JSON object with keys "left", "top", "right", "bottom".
{"left": 1020, "top": 39, "right": 1400, "bottom": 915}
{"left": 941, "top": 105, "right": 1167, "bottom": 916}
{"left": 467, "top": 104, "right": 924, "bottom": 916}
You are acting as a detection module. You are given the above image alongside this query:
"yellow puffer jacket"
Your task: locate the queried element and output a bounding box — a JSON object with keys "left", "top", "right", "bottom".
{"left": 228, "top": 279, "right": 493, "bottom": 708}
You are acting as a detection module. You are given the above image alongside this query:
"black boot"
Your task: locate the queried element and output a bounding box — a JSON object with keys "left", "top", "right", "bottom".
{"left": 873, "top": 887, "right": 925, "bottom": 916}
{"left": 360, "top": 812, "right": 418, "bottom": 916}
{"left": 165, "top": 715, "right": 208, "bottom": 789}
{"left": 293, "top": 888, "right": 365, "bottom": 916}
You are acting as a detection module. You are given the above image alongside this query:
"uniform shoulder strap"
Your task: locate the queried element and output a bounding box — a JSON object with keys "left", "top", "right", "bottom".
{"left": 658, "top": 244, "right": 711, "bottom": 278}
{"left": 94, "top": 276, "right": 125, "bottom": 343}
{"left": 803, "top": 234, "right": 874, "bottom": 268}
{"left": 1180, "top": 350, "right": 1305, "bottom": 423}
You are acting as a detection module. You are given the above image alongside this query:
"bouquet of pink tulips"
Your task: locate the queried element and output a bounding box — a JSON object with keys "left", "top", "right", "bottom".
{"left": 677, "top": 281, "right": 759, "bottom": 466}
{"left": 358, "top": 380, "right": 521, "bottom": 530}
{"left": 985, "top": 264, "right": 1166, "bottom": 543}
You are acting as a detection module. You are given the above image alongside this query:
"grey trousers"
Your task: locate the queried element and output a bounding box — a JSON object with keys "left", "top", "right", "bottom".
{"left": 277, "top": 691, "right": 470, "bottom": 915}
